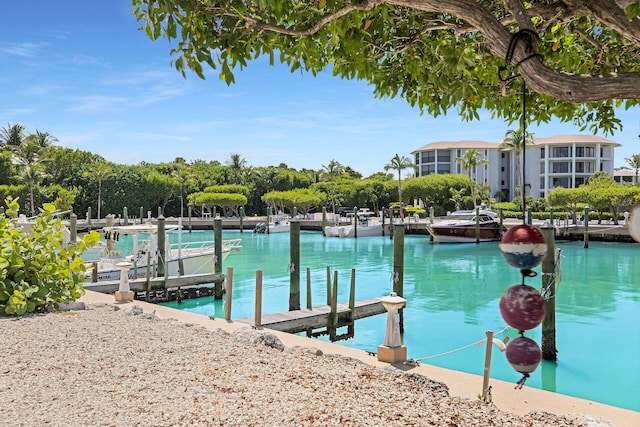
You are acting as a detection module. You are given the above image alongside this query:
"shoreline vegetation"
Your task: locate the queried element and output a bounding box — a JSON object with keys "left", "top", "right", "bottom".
{"left": 2, "top": 295, "right": 637, "bottom": 427}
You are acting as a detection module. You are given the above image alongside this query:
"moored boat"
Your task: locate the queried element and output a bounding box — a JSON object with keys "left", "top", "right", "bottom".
{"left": 324, "top": 208, "right": 389, "bottom": 238}
{"left": 86, "top": 223, "right": 241, "bottom": 281}
{"left": 426, "top": 209, "right": 504, "bottom": 243}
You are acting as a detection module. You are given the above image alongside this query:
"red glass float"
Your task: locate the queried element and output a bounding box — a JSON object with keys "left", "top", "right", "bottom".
{"left": 499, "top": 224, "right": 547, "bottom": 270}
{"left": 505, "top": 336, "right": 542, "bottom": 376}
{"left": 499, "top": 284, "right": 546, "bottom": 331}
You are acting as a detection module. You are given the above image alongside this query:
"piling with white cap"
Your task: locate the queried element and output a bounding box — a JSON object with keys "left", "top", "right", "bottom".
{"left": 377, "top": 292, "right": 407, "bottom": 363}
{"left": 114, "top": 261, "right": 134, "bottom": 302}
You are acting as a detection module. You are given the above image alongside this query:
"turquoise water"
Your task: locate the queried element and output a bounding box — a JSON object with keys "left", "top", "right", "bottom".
{"left": 114, "top": 230, "right": 639, "bottom": 411}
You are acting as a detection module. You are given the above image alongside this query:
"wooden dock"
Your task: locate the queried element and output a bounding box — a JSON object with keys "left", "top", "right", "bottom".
{"left": 84, "top": 272, "right": 224, "bottom": 294}
{"left": 235, "top": 297, "right": 386, "bottom": 334}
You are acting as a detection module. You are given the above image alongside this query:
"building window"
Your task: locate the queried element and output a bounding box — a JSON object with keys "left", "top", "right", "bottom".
{"left": 552, "top": 177, "right": 569, "bottom": 188}
{"left": 415, "top": 153, "right": 420, "bottom": 164}
{"left": 501, "top": 180, "right": 505, "bottom": 185}
{"left": 438, "top": 150, "right": 451, "bottom": 162}
{"left": 552, "top": 162, "right": 570, "bottom": 173}
{"left": 540, "top": 147, "right": 545, "bottom": 158}
{"left": 575, "top": 177, "right": 585, "bottom": 186}
{"left": 540, "top": 178, "right": 545, "bottom": 189}
{"left": 437, "top": 165, "right": 450, "bottom": 174}
{"left": 501, "top": 152, "right": 505, "bottom": 158}
{"left": 425, "top": 151, "right": 435, "bottom": 162}
{"left": 576, "top": 146, "right": 595, "bottom": 157}
{"left": 501, "top": 166, "right": 505, "bottom": 172}
{"left": 552, "top": 147, "right": 570, "bottom": 157}
{"left": 575, "top": 162, "right": 595, "bottom": 173}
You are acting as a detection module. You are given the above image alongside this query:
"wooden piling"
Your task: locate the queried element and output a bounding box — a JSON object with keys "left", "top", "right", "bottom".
{"left": 331, "top": 270, "right": 338, "bottom": 327}
{"left": 254, "top": 269, "right": 263, "bottom": 328}
{"left": 214, "top": 217, "right": 223, "bottom": 299}
{"left": 583, "top": 207, "right": 589, "bottom": 249}
{"left": 326, "top": 266, "right": 331, "bottom": 306}
{"left": 289, "top": 220, "right": 301, "bottom": 310}
{"left": 353, "top": 206, "right": 358, "bottom": 238}
{"left": 123, "top": 207, "right": 128, "bottom": 226}
{"left": 214, "top": 218, "right": 222, "bottom": 274}
{"left": 322, "top": 207, "right": 327, "bottom": 236}
{"left": 70, "top": 213, "right": 77, "bottom": 246}
{"left": 239, "top": 206, "right": 244, "bottom": 233}
{"left": 157, "top": 216, "right": 166, "bottom": 277}
{"left": 139, "top": 206, "right": 143, "bottom": 224}
{"left": 306, "top": 267, "right": 312, "bottom": 310}
{"left": 499, "top": 208, "right": 504, "bottom": 238}
{"left": 188, "top": 206, "right": 192, "bottom": 232}
{"left": 481, "top": 330, "right": 494, "bottom": 402}
{"left": 266, "top": 207, "right": 272, "bottom": 234}
{"left": 393, "top": 223, "right": 405, "bottom": 334}
{"left": 87, "top": 207, "right": 92, "bottom": 231}
{"left": 475, "top": 206, "right": 480, "bottom": 244}
{"left": 540, "top": 222, "right": 557, "bottom": 361}
{"left": 349, "top": 268, "right": 356, "bottom": 322}
{"left": 225, "top": 266, "right": 233, "bottom": 320}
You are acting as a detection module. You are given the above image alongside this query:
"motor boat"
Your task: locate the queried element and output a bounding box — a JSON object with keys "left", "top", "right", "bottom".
{"left": 324, "top": 208, "right": 389, "bottom": 238}
{"left": 86, "top": 223, "right": 241, "bottom": 281}
{"left": 426, "top": 209, "right": 504, "bottom": 243}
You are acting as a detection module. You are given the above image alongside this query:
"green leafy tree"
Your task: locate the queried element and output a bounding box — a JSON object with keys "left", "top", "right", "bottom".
{"left": 403, "top": 174, "right": 470, "bottom": 215}
{"left": 133, "top": 1, "right": 640, "bottom": 134}
{"left": 0, "top": 197, "right": 100, "bottom": 316}
{"left": 547, "top": 186, "right": 587, "bottom": 223}
{"left": 384, "top": 154, "right": 418, "bottom": 220}
{"left": 191, "top": 192, "right": 247, "bottom": 218}
{"left": 144, "top": 171, "right": 178, "bottom": 215}
{"left": 455, "top": 149, "right": 489, "bottom": 205}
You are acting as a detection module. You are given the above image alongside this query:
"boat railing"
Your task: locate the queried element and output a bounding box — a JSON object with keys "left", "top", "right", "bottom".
{"left": 167, "top": 238, "right": 243, "bottom": 253}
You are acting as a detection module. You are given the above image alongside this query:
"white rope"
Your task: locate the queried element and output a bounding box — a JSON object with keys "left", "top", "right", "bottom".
{"left": 411, "top": 326, "right": 510, "bottom": 362}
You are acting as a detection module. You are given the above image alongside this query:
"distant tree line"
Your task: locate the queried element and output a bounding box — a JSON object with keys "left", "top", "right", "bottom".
{"left": 2, "top": 123, "right": 639, "bottom": 220}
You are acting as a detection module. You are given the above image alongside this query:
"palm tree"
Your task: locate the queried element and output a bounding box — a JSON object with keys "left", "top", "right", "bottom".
{"left": 83, "top": 162, "right": 115, "bottom": 219}
{"left": 500, "top": 128, "right": 535, "bottom": 194}
{"left": 0, "top": 123, "right": 27, "bottom": 148}
{"left": 620, "top": 154, "right": 640, "bottom": 184}
{"left": 227, "top": 153, "right": 247, "bottom": 184}
{"left": 171, "top": 164, "right": 196, "bottom": 217}
{"left": 455, "top": 149, "right": 489, "bottom": 206}
{"left": 26, "top": 130, "right": 58, "bottom": 148}
{"left": 321, "top": 159, "right": 344, "bottom": 222}
{"left": 10, "top": 140, "right": 50, "bottom": 217}
{"left": 384, "top": 154, "right": 418, "bottom": 220}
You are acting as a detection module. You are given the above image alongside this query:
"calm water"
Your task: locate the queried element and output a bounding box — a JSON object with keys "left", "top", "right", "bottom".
{"left": 114, "top": 229, "right": 639, "bottom": 411}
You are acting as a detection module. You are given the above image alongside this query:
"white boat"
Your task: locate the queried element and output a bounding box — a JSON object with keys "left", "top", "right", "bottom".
{"left": 426, "top": 209, "right": 504, "bottom": 243}
{"left": 324, "top": 209, "right": 389, "bottom": 238}
{"left": 86, "top": 223, "right": 242, "bottom": 281}
{"left": 253, "top": 214, "right": 290, "bottom": 233}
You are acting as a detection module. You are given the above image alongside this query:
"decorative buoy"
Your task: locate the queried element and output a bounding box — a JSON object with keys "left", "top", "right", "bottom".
{"left": 505, "top": 336, "right": 542, "bottom": 388}
{"left": 499, "top": 284, "right": 546, "bottom": 331}
{"left": 499, "top": 224, "right": 547, "bottom": 270}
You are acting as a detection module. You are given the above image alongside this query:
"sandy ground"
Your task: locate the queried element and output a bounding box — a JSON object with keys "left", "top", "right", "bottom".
{"left": 1, "top": 290, "right": 637, "bottom": 426}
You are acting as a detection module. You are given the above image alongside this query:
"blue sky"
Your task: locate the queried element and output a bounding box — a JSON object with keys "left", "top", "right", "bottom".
{"left": 1, "top": 0, "right": 638, "bottom": 177}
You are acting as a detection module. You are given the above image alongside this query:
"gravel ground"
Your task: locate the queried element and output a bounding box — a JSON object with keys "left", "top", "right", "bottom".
{"left": 0, "top": 304, "right": 614, "bottom": 427}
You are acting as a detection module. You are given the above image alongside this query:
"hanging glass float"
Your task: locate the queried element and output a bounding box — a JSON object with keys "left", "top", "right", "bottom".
{"left": 499, "top": 284, "right": 546, "bottom": 331}
{"left": 505, "top": 336, "right": 542, "bottom": 388}
{"left": 499, "top": 224, "right": 547, "bottom": 270}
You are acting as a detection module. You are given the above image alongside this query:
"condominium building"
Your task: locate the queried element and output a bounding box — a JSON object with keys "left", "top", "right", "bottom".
{"left": 412, "top": 134, "right": 621, "bottom": 200}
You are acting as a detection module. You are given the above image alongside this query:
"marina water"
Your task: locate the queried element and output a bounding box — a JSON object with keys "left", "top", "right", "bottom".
{"left": 112, "top": 229, "right": 638, "bottom": 411}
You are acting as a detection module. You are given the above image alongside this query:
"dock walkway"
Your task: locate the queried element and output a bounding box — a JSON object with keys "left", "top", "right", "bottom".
{"left": 235, "top": 298, "right": 385, "bottom": 334}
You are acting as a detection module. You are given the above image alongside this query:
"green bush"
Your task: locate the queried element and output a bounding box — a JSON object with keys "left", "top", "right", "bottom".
{"left": 0, "top": 197, "right": 100, "bottom": 316}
